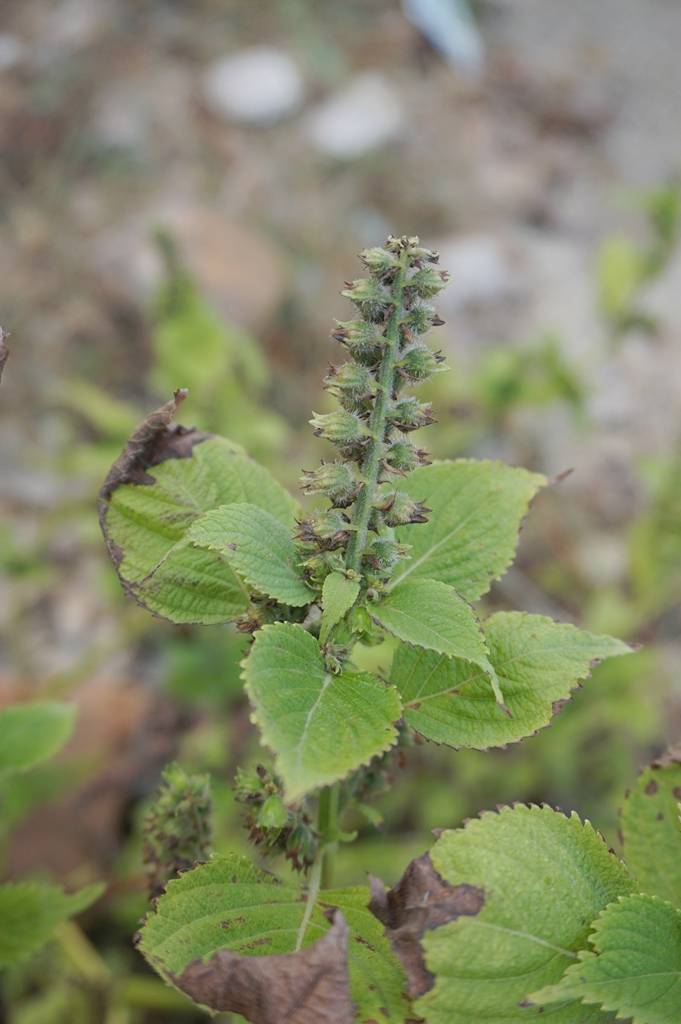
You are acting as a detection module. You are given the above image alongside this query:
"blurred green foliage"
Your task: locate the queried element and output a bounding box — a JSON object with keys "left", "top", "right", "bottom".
{"left": 597, "top": 182, "right": 681, "bottom": 340}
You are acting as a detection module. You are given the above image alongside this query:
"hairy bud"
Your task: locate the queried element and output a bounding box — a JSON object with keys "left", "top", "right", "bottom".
{"left": 404, "top": 266, "right": 450, "bottom": 301}
{"left": 332, "top": 320, "right": 386, "bottom": 365}
{"left": 310, "top": 409, "right": 369, "bottom": 448}
{"left": 402, "top": 304, "right": 445, "bottom": 335}
{"left": 296, "top": 509, "right": 352, "bottom": 550}
{"left": 375, "top": 489, "right": 431, "bottom": 528}
{"left": 301, "top": 461, "right": 358, "bottom": 507}
{"left": 383, "top": 439, "right": 430, "bottom": 474}
{"left": 235, "top": 765, "right": 318, "bottom": 872}
{"left": 363, "top": 536, "right": 408, "bottom": 575}
{"left": 341, "top": 278, "right": 392, "bottom": 322}
{"left": 324, "top": 362, "right": 376, "bottom": 410}
{"left": 389, "top": 397, "right": 434, "bottom": 431}
{"left": 359, "top": 246, "right": 399, "bottom": 280}
{"left": 398, "top": 345, "right": 447, "bottom": 382}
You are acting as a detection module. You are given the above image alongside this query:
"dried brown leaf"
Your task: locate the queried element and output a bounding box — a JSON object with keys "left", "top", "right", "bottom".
{"left": 369, "top": 852, "right": 484, "bottom": 997}
{"left": 174, "top": 909, "right": 354, "bottom": 1024}
{"left": 98, "top": 389, "right": 208, "bottom": 502}
{"left": 97, "top": 389, "right": 211, "bottom": 577}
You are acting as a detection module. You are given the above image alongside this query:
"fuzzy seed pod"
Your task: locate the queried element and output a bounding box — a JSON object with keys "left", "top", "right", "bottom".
{"left": 235, "top": 765, "right": 318, "bottom": 873}
{"left": 301, "top": 550, "right": 344, "bottom": 587}
{"left": 332, "top": 319, "right": 386, "bottom": 365}
{"left": 383, "top": 439, "right": 429, "bottom": 474}
{"left": 398, "top": 345, "right": 447, "bottom": 382}
{"left": 404, "top": 267, "right": 450, "bottom": 301}
{"left": 389, "top": 397, "right": 434, "bottom": 432}
{"left": 324, "top": 362, "right": 376, "bottom": 410}
{"left": 359, "top": 246, "right": 399, "bottom": 280}
{"left": 300, "top": 461, "right": 358, "bottom": 507}
{"left": 296, "top": 509, "right": 352, "bottom": 550}
{"left": 310, "top": 409, "right": 368, "bottom": 446}
{"left": 375, "top": 490, "right": 430, "bottom": 528}
{"left": 406, "top": 244, "right": 440, "bottom": 265}
{"left": 341, "top": 278, "right": 392, "bottom": 322}
{"left": 363, "top": 536, "right": 408, "bottom": 575}
{"left": 402, "top": 305, "right": 444, "bottom": 335}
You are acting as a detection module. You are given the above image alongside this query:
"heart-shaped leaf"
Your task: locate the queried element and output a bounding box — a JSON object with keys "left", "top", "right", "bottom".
{"left": 242, "top": 623, "right": 401, "bottom": 801}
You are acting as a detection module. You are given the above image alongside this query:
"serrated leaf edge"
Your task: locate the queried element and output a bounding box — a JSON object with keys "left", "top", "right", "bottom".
{"left": 391, "top": 458, "right": 547, "bottom": 597}
{"left": 241, "top": 622, "right": 402, "bottom": 803}
{"left": 189, "top": 503, "right": 313, "bottom": 608}
{"left": 402, "top": 612, "right": 634, "bottom": 752}
{"left": 433, "top": 801, "right": 633, "bottom": 878}
{"left": 529, "top": 893, "right": 681, "bottom": 1022}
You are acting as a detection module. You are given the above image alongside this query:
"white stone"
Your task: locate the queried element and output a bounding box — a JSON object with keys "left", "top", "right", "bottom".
{"left": 305, "top": 73, "right": 403, "bottom": 159}
{"left": 202, "top": 47, "right": 304, "bottom": 125}
{"left": 436, "top": 234, "right": 520, "bottom": 311}
{"left": 0, "top": 34, "right": 26, "bottom": 71}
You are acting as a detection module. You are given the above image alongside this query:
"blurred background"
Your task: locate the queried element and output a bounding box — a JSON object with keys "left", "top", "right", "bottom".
{"left": 1, "top": 0, "right": 680, "bottom": 1020}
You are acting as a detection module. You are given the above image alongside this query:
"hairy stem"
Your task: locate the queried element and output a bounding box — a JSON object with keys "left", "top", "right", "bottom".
{"left": 344, "top": 255, "right": 407, "bottom": 571}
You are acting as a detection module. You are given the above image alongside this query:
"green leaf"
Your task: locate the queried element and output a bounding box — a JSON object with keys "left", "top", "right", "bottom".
{"left": 620, "top": 751, "right": 681, "bottom": 905}
{"left": 370, "top": 579, "right": 503, "bottom": 704}
{"left": 102, "top": 431, "right": 297, "bottom": 624}
{"left": 0, "top": 882, "right": 103, "bottom": 966}
{"left": 320, "top": 572, "right": 361, "bottom": 643}
{"left": 188, "top": 503, "right": 312, "bottom": 607}
{"left": 242, "top": 623, "right": 401, "bottom": 801}
{"left": 416, "top": 805, "right": 634, "bottom": 1023}
{"left": 391, "top": 613, "right": 632, "bottom": 750}
{"left": 138, "top": 854, "right": 410, "bottom": 1023}
{"left": 531, "top": 894, "right": 681, "bottom": 1024}
{"left": 392, "top": 460, "right": 546, "bottom": 600}
{"left": 0, "top": 701, "right": 77, "bottom": 778}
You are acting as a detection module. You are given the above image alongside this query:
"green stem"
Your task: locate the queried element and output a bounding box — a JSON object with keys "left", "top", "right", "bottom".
{"left": 55, "top": 920, "right": 111, "bottom": 986}
{"left": 344, "top": 257, "right": 407, "bottom": 572}
{"left": 294, "top": 783, "right": 340, "bottom": 950}
{"left": 318, "top": 781, "right": 340, "bottom": 889}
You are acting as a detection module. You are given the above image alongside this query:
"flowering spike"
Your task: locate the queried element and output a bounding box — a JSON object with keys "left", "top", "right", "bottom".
{"left": 300, "top": 235, "right": 449, "bottom": 588}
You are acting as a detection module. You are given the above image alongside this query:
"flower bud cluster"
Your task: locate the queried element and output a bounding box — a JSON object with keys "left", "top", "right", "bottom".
{"left": 300, "top": 236, "right": 449, "bottom": 592}
{"left": 142, "top": 763, "right": 212, "bottom": 898}
{"left": 235, "top": 764, "right": 318, "bottom": 871}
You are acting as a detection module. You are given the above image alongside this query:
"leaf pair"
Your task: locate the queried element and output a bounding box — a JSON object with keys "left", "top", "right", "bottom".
{"left": 138, "top": 853, "right": 409, "bottom": 1024}
{"left": 371, "top": 579, "right": 503, "bottom": 705}
{"left": 368, "top": 458, "right": 548, "bottom": 711}
{"left": 390, "top": 611, "right": 631, "bottom": 750}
